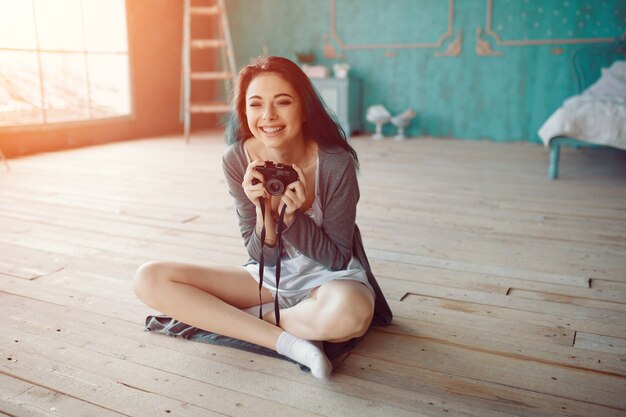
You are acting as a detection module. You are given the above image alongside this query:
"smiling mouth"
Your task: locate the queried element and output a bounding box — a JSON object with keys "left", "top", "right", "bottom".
{"left": 260, "top": 126, "right": 285, "bottom": 134}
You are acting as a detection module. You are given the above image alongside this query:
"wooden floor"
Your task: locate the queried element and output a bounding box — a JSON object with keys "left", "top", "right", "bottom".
{"left": 1, "top": 132, "right": 626, "bottom": 417}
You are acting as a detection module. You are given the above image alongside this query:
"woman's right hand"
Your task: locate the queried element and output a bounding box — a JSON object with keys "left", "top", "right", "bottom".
{"left": 242, "top": 160, "right": 268, "bottom": 208}
{"left": 244, "top": 160, "right": 277, "bottom": 245}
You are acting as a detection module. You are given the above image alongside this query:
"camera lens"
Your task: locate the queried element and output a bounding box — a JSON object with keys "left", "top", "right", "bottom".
{"left": 266, "top": 179, "right": 284, "bottom": 196}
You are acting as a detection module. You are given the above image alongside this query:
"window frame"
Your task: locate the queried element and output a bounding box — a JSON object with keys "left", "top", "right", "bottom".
{"left": 0, "top": 0, "right": 135, "bottom": 132}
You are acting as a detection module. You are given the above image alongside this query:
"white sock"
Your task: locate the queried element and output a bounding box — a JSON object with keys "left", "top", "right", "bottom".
{"left": 241, "top": 302, "right": 274, "bottom": 317}
{"left": 276, "top": 331, "right": 332, "bottom": 379}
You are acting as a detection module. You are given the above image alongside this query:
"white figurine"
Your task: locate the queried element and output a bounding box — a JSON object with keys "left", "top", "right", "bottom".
{"left": 391, "top": 108, "right": 416, "bottom": 140}
{"left": 333, "top": 63, "right": 350, "bottom": 78}
{"left": 366, "top": 105, "right": 392, "bottom": 140}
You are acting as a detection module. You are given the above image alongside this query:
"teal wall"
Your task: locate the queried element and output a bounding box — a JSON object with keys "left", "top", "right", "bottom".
{"left": 226, "top": 0, "right": 625, "bottom": 143}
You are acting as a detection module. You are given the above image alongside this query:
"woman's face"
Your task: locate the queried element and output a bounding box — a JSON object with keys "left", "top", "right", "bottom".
{"left": 245, "top": 72, "right": 305, "bottom": 149}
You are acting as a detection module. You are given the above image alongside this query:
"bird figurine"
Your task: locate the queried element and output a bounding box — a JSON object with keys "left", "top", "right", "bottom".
{"left": 390, "top": 108, "right": 417, "bottom": 141}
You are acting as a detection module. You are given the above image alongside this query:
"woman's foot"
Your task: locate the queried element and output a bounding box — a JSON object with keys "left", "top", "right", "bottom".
{"left": 276, "top": 331, "right": 332, "bottom": 379}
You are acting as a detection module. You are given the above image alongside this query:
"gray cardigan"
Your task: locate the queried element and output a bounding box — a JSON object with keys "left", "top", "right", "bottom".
{"left": 222, "top": 140, "right": 392, "bottom": 331}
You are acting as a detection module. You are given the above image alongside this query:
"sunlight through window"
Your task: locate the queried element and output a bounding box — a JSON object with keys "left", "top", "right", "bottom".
{"left": 0, "top": 0, "right": 131, "bottom": 127}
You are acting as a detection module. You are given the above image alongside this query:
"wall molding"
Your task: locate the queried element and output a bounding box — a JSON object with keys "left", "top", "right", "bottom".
{"left": 484, "top": 0, "right": 625, "bottom": 47}
{"left": 476, "top": 26, "right": 502, "bottom": 56}
{"left": 435, "top": 30, "right": 462, "bottom": 57}
{"left": 328, "top": 0, "right": 455, "bottom": 50}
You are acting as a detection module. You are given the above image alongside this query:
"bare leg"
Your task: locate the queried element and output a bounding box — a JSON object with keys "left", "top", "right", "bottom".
{"left": 133, "top": 261, "right": 281, "bottom": 349}
{"left": 133, "top": 261, "right": 333, "bottom": 378}
{"left": 264, "top": 280, "right": 375, "bottom": 343}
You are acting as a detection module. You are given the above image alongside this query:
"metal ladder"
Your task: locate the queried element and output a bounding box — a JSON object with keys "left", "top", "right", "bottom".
{"left": 181, "top": 0, "right": 236, "bottom": 143}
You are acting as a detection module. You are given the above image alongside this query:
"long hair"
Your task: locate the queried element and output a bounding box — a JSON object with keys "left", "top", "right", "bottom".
{"left": 224, "top": 55, "right": 359, "bottom": 167}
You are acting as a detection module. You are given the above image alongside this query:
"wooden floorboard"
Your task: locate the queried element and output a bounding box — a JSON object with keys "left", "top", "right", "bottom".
{"left": 1, "top": 132, "right": 625, "bottom": 416}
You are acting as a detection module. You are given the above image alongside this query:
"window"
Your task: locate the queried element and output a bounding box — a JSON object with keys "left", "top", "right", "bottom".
{"left": 0, "top": 0, "right": 132, "bottom": 127}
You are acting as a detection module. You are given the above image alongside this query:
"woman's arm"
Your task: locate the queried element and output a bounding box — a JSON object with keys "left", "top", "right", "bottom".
{"left": 281, "top": 154, "right": 358, "bottom": 270}
{"left": 222, "top": 145, "right": 281, "bottom": 266}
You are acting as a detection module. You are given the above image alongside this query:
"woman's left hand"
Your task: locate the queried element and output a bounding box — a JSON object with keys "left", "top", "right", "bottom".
{"left": 279, "top": 163, "right": 307, "bottom": 225}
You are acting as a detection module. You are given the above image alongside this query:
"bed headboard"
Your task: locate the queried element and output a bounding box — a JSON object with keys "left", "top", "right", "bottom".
{"left": 570, "top": 39, "right": 626, "bottom": 93}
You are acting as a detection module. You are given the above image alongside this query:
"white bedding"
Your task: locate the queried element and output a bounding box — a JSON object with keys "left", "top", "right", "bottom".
{"left": 538, "top": 94, "right": 626, "bottom": 150}
{"left": 538, "top": 60, "right": 626, "bottom": 150}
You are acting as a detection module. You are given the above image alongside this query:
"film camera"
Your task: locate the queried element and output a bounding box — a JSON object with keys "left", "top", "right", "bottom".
{"left": 253, "top": 161, "right": 299, "bottom": 196}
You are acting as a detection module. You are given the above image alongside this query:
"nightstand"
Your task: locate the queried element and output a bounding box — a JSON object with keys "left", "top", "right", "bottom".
{"left": 310, "top": 77, "right": 362, "bottom": 137}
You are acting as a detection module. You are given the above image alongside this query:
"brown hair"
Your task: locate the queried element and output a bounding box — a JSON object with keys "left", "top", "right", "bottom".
{"left": 225, "top": 56, "right": 358, "bottom": 166}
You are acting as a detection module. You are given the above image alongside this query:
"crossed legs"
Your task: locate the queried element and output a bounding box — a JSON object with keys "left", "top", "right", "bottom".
{"left": 132, "top": 261, "right": 374, "bottom": 376}
{"left": 262, "top": 280, "right": 375, "bottom": 343}
{"left": 133, "top": 261, "right": 281, "bottom": 349}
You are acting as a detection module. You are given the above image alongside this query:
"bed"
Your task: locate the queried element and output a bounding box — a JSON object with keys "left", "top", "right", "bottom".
{"left": 538, "top": 40, "right": 626, "bottom": 179}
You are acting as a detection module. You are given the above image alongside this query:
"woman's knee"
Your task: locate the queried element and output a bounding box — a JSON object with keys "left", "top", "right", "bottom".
{"left": 133, "top": 261, "right": 170, "bottom": 302}
{"left": 316, "top": 282, "right": 374, "bottom": 339}
{"left": 341, "top": 296, "right": 374, "bottom": 337}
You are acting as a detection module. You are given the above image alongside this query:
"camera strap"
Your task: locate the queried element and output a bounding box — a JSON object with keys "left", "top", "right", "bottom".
{"left": 258, "top": 197, "right": 286, "bottom": 327}
{"left": 258, "top": 198, "right": 267, "bottom": 317}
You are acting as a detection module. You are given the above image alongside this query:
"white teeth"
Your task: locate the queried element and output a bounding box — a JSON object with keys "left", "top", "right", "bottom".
{"left": 261, "top": 126, "right": 284, "bottom": 133}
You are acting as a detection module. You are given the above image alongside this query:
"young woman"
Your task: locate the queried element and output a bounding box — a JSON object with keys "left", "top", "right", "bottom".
{"left": 133, "top": 56, "right": 392, "bottom": 379}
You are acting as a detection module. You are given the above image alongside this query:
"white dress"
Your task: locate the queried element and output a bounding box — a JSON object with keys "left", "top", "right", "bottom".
{"left": 242, "top": 158, "right": 374, "bottom": 308}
